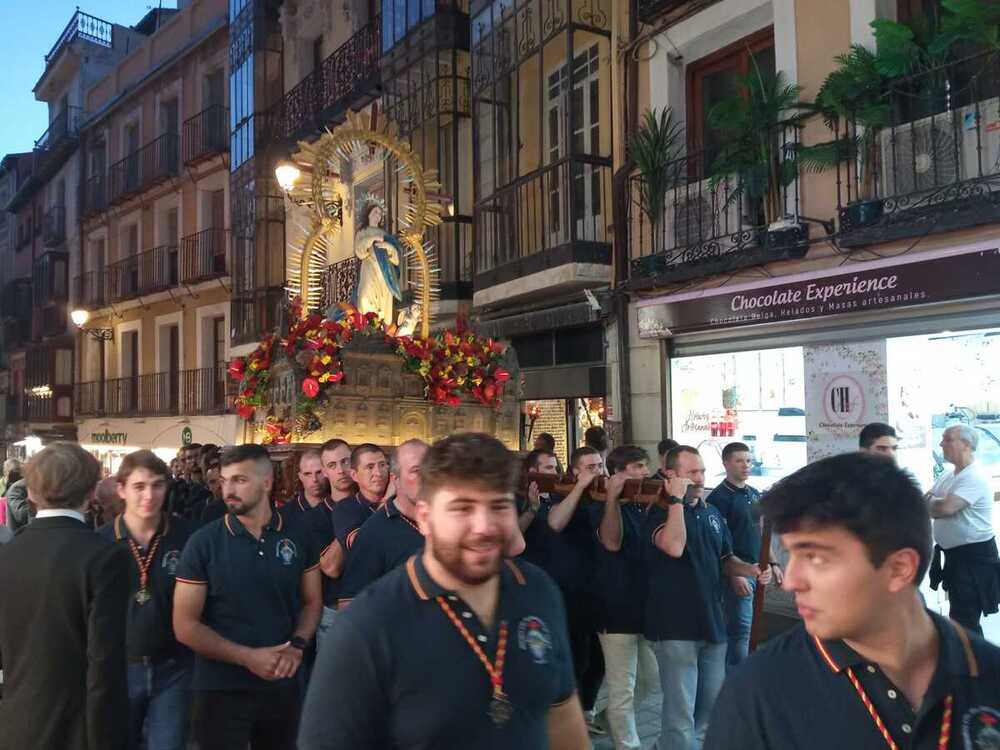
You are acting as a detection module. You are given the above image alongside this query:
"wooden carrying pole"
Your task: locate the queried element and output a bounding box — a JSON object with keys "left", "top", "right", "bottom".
{"left": 748, "top": 519, "right": 772, "bottom": 654}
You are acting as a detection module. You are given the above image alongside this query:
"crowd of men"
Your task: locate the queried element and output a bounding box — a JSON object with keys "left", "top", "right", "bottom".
{"left": 0, "top": 420, "right": 997, "bottom": 750}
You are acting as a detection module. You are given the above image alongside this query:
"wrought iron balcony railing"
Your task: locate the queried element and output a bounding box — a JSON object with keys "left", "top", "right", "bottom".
{"left": 180, "top": 228, "right": 227, "bottom": 284}
{"left": 32, "top": 251, "right": 69, "bottom": 304}
{"left": 836, "top": 50, "right": 1000, "bottom": 247}
{"left": 183, "top": 104, "right": 228, "bottom": 164}
{"left": 46, "top": 10, "right": 113, "bottom": 65}
{"left": 626, "top": 130, "right": 810, "bottom": 288}
{"left": 73, "top": 271, "right": 106, "bottom": 309}
{"left": 474, "top": 157, "right": 612, "bottom": 275}
{"left": 105, "top": 245, "right": 179, "bottom": 302}
{"left": 77, "top": 365, "right": 235, "bottom": 418}
{"left": 266, "top": 19, "right": 381, "bottom": 142}
{"left": 108, "top": 133, "right": 179, "bottom": 205}
{"left": 42, "top": 206, "right": 66, "bottom": 247}
{"left": 33, "top": 107, "right": 82, "bottom": 176}
{"left": 81, "top": 174, "right": 108, "bottom": 218}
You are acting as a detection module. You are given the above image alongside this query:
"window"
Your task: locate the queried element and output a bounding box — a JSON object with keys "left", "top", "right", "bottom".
{"left": 382, "top": 0, "right": 439, "bottom": 52}
{"left": 687, "top": 28, "right": 775, "bottom": 174}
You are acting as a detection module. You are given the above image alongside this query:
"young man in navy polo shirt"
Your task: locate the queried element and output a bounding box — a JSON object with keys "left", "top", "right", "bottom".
{"left": 705, "top": 441, "right": 781, "bottom": 670}
{"left": 644, "top": 446, "right": 770, "bottom": 750}
{"left": 305, "top": 438, "right": 355, "bottom": 650}
{"left": 859, "top": 422, "right": 899, "bottom": 460}
{"left": 299, "top": 432, "right": 589, "bottom": 749}
{"left": 337, "top": 439, "right": 428, "bottom": 607}
{"left": 589, "top": 445, "right": 659, "bottom": 750}
{"left": 706, "top": 452, "right": 1000, "bottom": 749}
{"left": 100, "top": 450, "right": 196, "bottom": 750}
{"left": 284, "top": 449, "right": 330, "bottom": 514}
{"left": 173, "top": 444, "right": 322, "bottom": 750}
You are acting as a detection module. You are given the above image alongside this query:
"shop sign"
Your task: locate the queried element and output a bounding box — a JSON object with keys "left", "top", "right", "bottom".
{"left": 639, "top": 248, "right": 1000, "bottom": 335}
{"left": 91, "top": 429, "right": 128, "bottom": 445}
{"left": 181, "top": 427, "right": 193, "bottom": 446}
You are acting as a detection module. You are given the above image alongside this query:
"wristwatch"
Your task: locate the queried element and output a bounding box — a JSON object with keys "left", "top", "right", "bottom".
{"left": 665, "top": 495, "right": 684, "bottom": 505}
{"left": 289, "top": 636, "right": 310, "bottom": 652}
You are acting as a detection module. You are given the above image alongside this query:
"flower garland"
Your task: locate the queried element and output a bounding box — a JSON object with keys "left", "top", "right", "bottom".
{"left": 230, "top": 298, "right": 510, "bottom": 443}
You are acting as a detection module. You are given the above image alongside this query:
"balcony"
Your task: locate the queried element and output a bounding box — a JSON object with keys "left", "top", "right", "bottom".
{"left": 32, "top": 251, "right": 69, "bottom": 305}
{"left": 180, "top": 228, "right": 227, "bottom": 284}
{"left": 73, "top": 270, "right": 106, "bottom": 309}
{"left": 37, "top": 304, "right": 68, "bottom": 339}
{"left": 105, "top": 245, "right": 179, "bottom": 302}
{"left": 626, "top": 137, "right": 810, "bottom": 289}
{"left": 108, "top": 133, "right": 179, "bottom": 205}
{"left": 42, "top": 206, "right": 67, "bottom": 247}
{"left": 637, "top": 0, "right": 688, "bottom": 25}
{"left": 78, "top": 365, "right": 235, "bottom": 418}
{"left": 232, "top": 286, "right": 286, "bottom": 346}
{"left": 263, "top": 19, "right": 382, "bottom": 143}
{"left": 45, "top": 10, "right": 113, "bottom": 66}
{"left": 836, "top": 51, "right": 1000, "bottom": 248}
{"left": 33, "top": 107, "right": 82, "bottom": 177}
{"left": 183, "top": 104, "right": 228, "bottom": 165}
{"left": 472, "top": 158, "right": 613, "bottom": 306}
{"left": 81, "top": 174, "right": 108, "bottom": 218}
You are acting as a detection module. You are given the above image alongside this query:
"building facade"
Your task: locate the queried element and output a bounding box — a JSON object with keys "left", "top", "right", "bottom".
{"left": 72, "top": 0, "right": 236, "bottom": 468}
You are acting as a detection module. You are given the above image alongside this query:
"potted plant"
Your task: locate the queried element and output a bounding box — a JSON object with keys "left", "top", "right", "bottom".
{"left": 629, "top": 107, "right": 684, "bottom": 254}
{"left": 812, "top": 44, "right": 890, "bottom": 229}
{"left": 706, "top": 63, "right": 816, "bottom": 246}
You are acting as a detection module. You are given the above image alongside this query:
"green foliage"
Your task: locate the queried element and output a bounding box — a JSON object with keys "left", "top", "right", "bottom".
{"left": 706, "top": 64, "right": 818, "bottom": 224}
{"left": 628, "top": 108, "right": 685, "bottom": 249}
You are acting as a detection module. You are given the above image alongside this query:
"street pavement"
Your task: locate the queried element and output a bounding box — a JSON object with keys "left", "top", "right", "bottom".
{"left": 591, "top": 689, "right": 662, "bottom": 749}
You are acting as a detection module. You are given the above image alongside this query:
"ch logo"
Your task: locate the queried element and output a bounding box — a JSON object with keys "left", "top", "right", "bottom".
{"left": 822, "top": 375, "right": 865, "bottom": 424}
{"left": 830, "top": 386, "right": 851, "bottom": 414}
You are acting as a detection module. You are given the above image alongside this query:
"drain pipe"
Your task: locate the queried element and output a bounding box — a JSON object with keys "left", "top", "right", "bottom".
{"left": 610, "top": 0, "right": 639, "bottom": 444}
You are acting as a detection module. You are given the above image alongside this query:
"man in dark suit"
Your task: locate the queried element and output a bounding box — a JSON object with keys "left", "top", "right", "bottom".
{"left": 0, "top": 442, "right": 131, "bottom": 750}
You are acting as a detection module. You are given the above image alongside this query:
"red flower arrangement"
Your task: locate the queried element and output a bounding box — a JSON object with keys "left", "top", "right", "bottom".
{"left": 229, "top": 297, "right": 509, "bottom": 443}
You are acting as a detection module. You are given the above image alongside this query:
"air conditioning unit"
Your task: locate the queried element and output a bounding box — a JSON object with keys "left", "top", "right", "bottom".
{"left": 667, "top": 174, "right": 746, "bottom": 254}
{"left": 880, "top": 96, "right": 1000, "bottom": 201}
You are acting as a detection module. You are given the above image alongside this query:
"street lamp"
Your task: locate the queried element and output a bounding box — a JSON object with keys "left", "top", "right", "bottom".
{"left": 70, "top": 309, "right": 113, "bottom": 341}
{"left": 275, "top": 160, "right": 302, "bottom": 191}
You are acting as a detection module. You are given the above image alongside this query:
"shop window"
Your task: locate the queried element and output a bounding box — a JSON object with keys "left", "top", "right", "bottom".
{"left": 670, "top": 346, "right": 805, "bottom": 490}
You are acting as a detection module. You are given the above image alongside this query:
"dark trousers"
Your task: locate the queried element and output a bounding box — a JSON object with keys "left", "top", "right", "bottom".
{"left": 564, "top": 591, "right": 605, "bottom": 713}
{"left": 949, "top": 575, "right": 986, "bottom": 636}
{"left": 191, "top": 682, "right": 300, "bottom": 750}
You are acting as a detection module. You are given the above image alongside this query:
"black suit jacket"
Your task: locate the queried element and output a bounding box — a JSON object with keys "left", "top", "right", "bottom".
{"left": 0, "top": 516, "right": 130, "bottom": 750}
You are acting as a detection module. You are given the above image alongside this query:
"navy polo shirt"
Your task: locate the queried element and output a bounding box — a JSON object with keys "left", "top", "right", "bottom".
{"left": 98, "top": 513, "right": 195, "bottom": 663}
{"left": 174, "top": 508, "right": 320, "bottom": 691}
{"left": 298, "top": 554, "right": 576, "bottom": 749}
{"left": 330, "top": 493, "right": 380, "bottom": 551}
{"left": 304, "top": 497, "right": 343, "bottom": 608}
{"left": 282, "top": 492, "right": 327, "bottom": 516}
{"left": 706, "top": 480, "right": 761, "bottom": 562}
{"left": 706, "top": 611, "right": 1000, "bottom": 749}
{"left": 523, "top": 494, "right": 596, "bottom": 595}
{"left": 337, "top": 499, "right": 424, "bottom": 605}
{"left": 586, "top": 501, "right": 648, "bottom": 634}
{"left": 642, "top": 501, "right": 733, "bottom": 643}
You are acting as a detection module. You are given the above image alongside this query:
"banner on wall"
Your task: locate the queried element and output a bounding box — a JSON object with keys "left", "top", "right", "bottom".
{"left": 804, "top": 342, "right": 889, "bottom": 462}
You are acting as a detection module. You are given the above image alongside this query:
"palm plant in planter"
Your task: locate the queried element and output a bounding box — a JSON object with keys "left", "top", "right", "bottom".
{"left": 813, "top": 44, "right": 890, "bottom": 228}
{"left": 706, "top": 65, "right": 815, "bottom": 245}
{"left": 629, "top": 108, "right": 684, "bottom": 255}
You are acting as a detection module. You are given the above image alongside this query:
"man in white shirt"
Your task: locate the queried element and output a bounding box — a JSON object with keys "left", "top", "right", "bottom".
{"left": 926, "top": 424, "right": 1000, "bottom": 634}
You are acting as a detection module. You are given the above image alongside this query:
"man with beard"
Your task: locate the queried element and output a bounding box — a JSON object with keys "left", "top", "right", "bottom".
{"left": 298, "top": 433, "right": 589, "bottom": 750}
{"left": 284, "top": 450, "right": 330, "bottom": 515}
{"left": 705, "top": 453, "right": 1000, "bottom": 750}
{"left": 173, "top": 444, "right": 322, "bottom": 749}
{"left": 99, "top": 450, "right": 195, "bottom": 750}
{"left": 337, "top": 440, "right": 429, "bottom": 607}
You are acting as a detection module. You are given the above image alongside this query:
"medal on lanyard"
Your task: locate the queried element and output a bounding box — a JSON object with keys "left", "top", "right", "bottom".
{"left": 436, "top": 597, "right": 512, "bottom": 726}
{"left": 127, "top": 534, "right": 162, "bottom": 606}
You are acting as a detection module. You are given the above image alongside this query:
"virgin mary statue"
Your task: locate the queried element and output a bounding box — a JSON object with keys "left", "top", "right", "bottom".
{"left": 353, "top": 201, "right": 403, "bottom": 322}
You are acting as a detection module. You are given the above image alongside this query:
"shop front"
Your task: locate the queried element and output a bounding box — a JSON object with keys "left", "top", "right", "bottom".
{"left": 635, "top": 243, "right": 1000, "bottom": 635}
{"left": 78, "top": 415, "right": 246, "bottom": 474}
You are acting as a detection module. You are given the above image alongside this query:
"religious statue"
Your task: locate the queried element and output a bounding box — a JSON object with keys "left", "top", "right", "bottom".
{"left": 354, "top": 201, "right": 403, "bottom": 323}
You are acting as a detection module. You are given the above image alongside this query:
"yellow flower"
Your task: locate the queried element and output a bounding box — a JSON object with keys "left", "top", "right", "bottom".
{"left": 321, "top": 355, "right": 331, "bottom": 365}
{"left": 466, "top": 357, "right": 476, "bottom": 367}
{"left": 319, "top": 372, "right": 330, "bottom": 383}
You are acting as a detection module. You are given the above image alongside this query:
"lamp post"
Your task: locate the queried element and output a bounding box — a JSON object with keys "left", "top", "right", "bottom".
{"left": 71, "top": 309, "right": 112, "bottom": 414}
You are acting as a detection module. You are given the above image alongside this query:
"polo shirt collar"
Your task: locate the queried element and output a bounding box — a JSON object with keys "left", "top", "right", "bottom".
{"left": 112, "top": 512, "right": 170, "bottom": 543}
{"left": 224, "top": 508, "right": 284, "bottom": 537}
{"left": 722, "top": 479, "right": 750, "bottom": 494}
{"left": 813, "top": 610, "right": 979, "bottom": 679}
{"left": 405, "top": 553, "right": 527, "bottom": 601}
